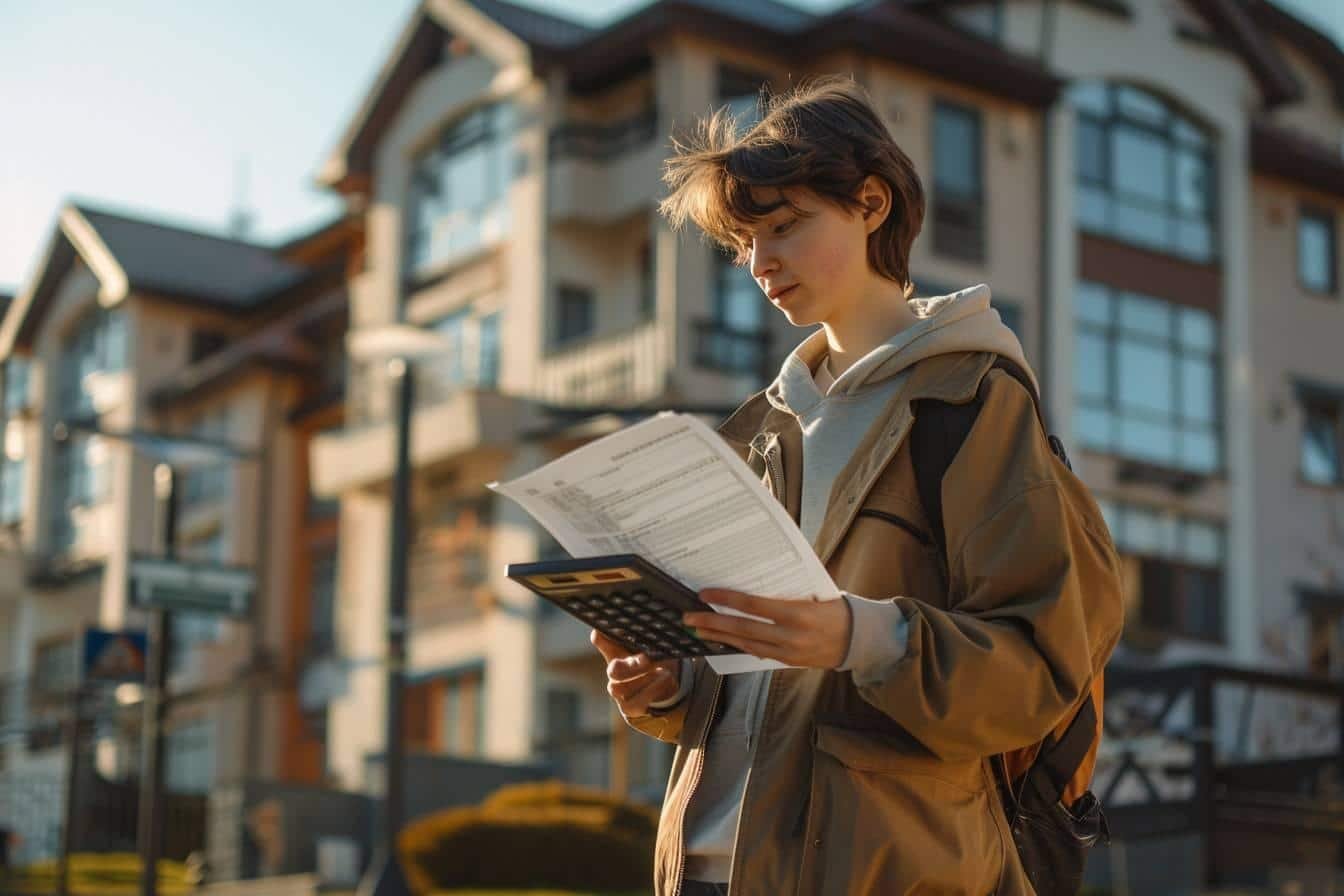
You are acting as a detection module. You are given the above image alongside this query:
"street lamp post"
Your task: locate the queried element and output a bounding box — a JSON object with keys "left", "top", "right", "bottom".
{"left": 348, "top": 324, "right": 454, "bottom": 896}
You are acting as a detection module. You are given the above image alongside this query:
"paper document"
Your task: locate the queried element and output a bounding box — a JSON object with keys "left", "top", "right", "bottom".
{"left": 488, "top": 411, "right": 841, "bottom": 673}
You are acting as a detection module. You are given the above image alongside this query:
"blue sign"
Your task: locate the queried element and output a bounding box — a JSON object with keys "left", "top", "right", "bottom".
{"left": 82, "top": 628, "right": 149, "bottom": 683}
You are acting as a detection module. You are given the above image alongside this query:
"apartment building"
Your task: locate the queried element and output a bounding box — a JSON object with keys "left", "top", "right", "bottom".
{"left": 307, "top": 0, "right": 1344, "bottom": 888}
{"left": 0, "top": 204, "right": 358, "bottom": 862}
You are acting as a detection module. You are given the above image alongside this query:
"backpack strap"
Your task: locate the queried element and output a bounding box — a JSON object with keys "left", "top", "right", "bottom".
{"left": 910, "top": 354, "right": 1093, "bottom": 805}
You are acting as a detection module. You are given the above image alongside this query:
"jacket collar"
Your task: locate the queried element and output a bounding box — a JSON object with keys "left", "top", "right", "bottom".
{"left": 716, "top": 351, "right": 999, "bottom": 564}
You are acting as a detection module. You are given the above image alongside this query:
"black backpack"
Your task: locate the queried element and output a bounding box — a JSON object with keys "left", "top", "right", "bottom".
{"left": 909, "top": 356, "right": 1109, "bottom": 896}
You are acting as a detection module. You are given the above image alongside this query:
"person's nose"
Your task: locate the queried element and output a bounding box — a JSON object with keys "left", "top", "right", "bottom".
{"left": 749, "top": 241, "right": 779, "bottom": 283}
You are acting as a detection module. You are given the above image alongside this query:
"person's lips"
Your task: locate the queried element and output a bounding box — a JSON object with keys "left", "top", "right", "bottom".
{"left": 768, "top": 284, "right": 798, "bottom": 302}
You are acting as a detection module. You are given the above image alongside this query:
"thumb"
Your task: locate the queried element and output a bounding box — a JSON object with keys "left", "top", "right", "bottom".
{"left": 590, "top": 628, "right": 634, "bottom": 663}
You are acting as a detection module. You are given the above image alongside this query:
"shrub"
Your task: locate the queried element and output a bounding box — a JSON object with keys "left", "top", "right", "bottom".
{"left": 399, "top": 780, "right": 657, "bottom": 894}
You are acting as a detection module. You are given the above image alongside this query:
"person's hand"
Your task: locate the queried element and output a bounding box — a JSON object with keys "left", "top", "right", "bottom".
{"left": 684, "top": 589, "right": 852, "bottom": 669}
{"left": 591, "top": 629, "right": 683, "bottom": 716}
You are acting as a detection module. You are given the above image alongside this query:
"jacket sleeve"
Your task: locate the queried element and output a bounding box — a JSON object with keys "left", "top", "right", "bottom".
{"left": 622, "top": 657, "right": 701, "bottom": 745}
{"left": 851, "top": 370, "right": 1123, "bottom": 761}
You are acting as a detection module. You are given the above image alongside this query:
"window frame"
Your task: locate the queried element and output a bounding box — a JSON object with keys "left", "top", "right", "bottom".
{"left": 1298, "top": 389, "right": 1344, "bottom": 488}
{"left": 1071, "top": 82, "right": 1218, "bottom": 264}
{"left": 931, "top": 98, "right": 986, "bottom": 263}
{"left": 552, "top": 283, "right": 596, "bottom": 348}
{"left": 1297, "top": 203, "right": 1338, "bottom": 297}
{"left": 1074, "top": 281, "right": 1223, "bottom": 476}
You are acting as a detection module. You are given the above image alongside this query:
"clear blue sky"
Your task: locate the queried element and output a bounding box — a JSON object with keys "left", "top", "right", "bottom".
{"left": 1, "top": 0, "right": 1339, "bottom": 294}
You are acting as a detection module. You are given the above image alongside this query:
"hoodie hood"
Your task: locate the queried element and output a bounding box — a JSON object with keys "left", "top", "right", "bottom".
{"left": 766, "top": 283, "right": 1037, "bottom": 416}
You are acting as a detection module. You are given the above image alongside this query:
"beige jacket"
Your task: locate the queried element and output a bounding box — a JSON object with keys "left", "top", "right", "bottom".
{"left": 627, "top": 350, "right": 1125, "bottom": 896}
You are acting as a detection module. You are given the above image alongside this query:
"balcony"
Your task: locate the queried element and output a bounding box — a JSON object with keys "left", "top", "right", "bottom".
{"left": 691, "top": 317, "right": 773, "bottom": 382}
{"left": 1097, "top": 662, "right": 1344, "bottom": 892}
{"left": 309, "top": 387, "right": 538, "bottom": 497}
{"left": 548, "top": 107, "right": 662, "bottom": 224}
{"left": 536, "top": 320, "right": 668, "bottom": 407}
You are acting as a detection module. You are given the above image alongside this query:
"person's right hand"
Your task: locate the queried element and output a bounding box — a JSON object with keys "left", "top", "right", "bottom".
{"left": 591, "top": 629, "right": 683, "bottom": 717}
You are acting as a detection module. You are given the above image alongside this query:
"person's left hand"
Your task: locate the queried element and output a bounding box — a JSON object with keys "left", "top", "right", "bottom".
{"left": 684, "top": 588, "right": 852, "bottom": 669}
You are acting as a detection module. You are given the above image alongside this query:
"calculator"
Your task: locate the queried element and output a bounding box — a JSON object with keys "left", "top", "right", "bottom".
{"left": 505, "top": 554, "right": 740, "bottom": 660}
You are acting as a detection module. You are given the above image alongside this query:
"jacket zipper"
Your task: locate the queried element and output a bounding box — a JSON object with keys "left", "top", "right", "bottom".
{"left": 672, "top": 673, "right": 725, "bottom": 896}
{"left": 854, "top": 507, "right": 933, "bottom": 547}
{"left": 762, "top": 436, "right": 785, "bottom": 503}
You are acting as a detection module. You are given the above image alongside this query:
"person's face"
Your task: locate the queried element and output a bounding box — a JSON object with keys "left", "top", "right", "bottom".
{"left": 738, "top": 183, "right": 880, "bottom": 329}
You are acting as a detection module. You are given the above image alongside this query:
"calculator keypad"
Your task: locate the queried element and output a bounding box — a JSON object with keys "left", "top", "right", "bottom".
{"left": 569, "top": 589, "right": 733, "bottom": 659}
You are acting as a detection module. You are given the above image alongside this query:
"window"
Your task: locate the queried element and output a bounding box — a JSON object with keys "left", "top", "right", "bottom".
{"left": 189, "top": 330, "right": 229, "bottom": 363}
{"left": 639, "top": 242, "right": 656, "bottom": 320}
{"left": 553, "top": 285, "right": 595, "bottom": 346}
{"left": 3, "top": 359, "right": 30, "bottom": 416}
{"left": 1098, "top": 499, "right": 1224, "bottom": 642}
{"left": 180, "top": 406, "right": 232, "bottom": 506}
{"left": 545, "top": 688, "right": 581, "bottom": 745}
{"left": 718, "top": 66, "right": 768, "bottom": 127}
{"left": 33, "top": 637, "right": 78, "bottom": 697}
{"left": 997, "top": 302, "right": 1024, "bottom": 343}
{"left": 1071, "top": 82, "right": 1216, "bottom": 262}
{"left": 49, "top": 310, "right": 125, "bottom": 549}
{"left": 933, "top": 100, "right": 985, "bottom": 261}
{"left": 0, "top": 455, "right": 22, "bottom": 523}
{"left": 1308, "top": 608, "right": 1344, "bottom": 677}
{"left": 404, "top": 103, "right": 514, "bottom": 279}
{"left": 309, "top": 548, "right": 337, "bottom": 655}
{"left": 1299, "top": 389, "right": 1343, "bottom": 486}
{"left": 1073, "top": 281, "right": 1220, "bottom": 474}
{"left": 478, "top": 312, "right": 500, "bottom": 387}
{"left": 1298, "top": 206, "right": 1337, "bottom": 295}
{"left": 695, "top": 256, "right": 770, "bottom": 378}
{"left": 165, "top": 719, "right": 216, "bottom": 794}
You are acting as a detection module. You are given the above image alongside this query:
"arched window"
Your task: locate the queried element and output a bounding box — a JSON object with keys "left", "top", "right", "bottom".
{"left": 1071, "top": 82, "right": 1216, "bottom": 263}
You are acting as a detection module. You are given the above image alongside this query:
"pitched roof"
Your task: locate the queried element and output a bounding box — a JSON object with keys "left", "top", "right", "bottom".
{"left": 76, "top": 205, "right": 308, "bottom": 306}
{"left": 321, "top": 0, "right": 1064, "bottom": 190}
{"left": 0, "top": 204, "right": 331, "bottom": 357}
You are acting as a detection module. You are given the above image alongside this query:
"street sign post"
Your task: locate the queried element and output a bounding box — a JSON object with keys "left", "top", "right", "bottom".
{"left": 128, "top": 554, "right": 255, "bottom": 617}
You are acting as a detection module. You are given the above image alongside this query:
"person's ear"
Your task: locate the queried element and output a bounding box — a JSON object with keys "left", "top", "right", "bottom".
{"left": 857, "top": 175, "right": 891, "bottom": 235}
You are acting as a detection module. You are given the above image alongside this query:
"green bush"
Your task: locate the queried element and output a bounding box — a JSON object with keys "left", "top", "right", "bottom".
{"left": 400, "top": 780, "right": 657, "bottom": 894}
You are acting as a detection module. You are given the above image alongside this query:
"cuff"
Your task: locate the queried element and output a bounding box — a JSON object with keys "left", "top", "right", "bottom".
{"left": 644, "top": 658, "right": 694, "bottom": 712}
{"left": 837, "top": 592, "right": 910, "bottom": 687}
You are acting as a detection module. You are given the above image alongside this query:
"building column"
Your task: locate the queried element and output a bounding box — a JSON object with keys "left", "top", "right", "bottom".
{"left": 1044, "top": 95, "right": 1078, "bottom": 448}
{"left": 1219, "top": 125, "right": 1257, "bottom": 664}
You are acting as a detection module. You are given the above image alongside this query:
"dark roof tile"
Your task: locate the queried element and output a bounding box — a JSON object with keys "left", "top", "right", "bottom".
{"left": 76, "top": 205, "right": 308, "bottom": 307}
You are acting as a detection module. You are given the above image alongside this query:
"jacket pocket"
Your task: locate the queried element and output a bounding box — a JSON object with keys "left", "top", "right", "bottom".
{"left": 799, "top": 724, "right": 1003, "bottom": 896}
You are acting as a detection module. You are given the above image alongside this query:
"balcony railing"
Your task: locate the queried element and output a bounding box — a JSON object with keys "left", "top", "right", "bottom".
{"left": 548, "top": 107, "right": 658, "bottom": 162}
{"left": 1099, "top": 661, "right": 1344, "bottom": 890}
{"left": 692, "top": 317, "right": 773, "bottom": 382}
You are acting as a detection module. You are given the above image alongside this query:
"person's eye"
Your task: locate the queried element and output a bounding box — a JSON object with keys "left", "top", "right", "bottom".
{"left": 773, "top": 219, "right": 795, "bottom": 236}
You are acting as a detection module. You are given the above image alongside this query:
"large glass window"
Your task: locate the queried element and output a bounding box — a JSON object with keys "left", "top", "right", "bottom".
{"left": 416, "top": 308, "right": 501, "bottom": 403}
{"left": 1098, "top": 499, "right": 1224, "bottom": 642}
{"left": 718, "top": 66, "right": 768, "bottom": 128}
{"left": 1298, "top": 206, "right": 1337, "bottom": 296}
{"left": 3, "top": 359, "right": 30, "bottom": 416}
{"left": 308, "top": 548, "right": 337, "bottom": 655}
{"left": 933, "top": 100, "right": 985, "bottom": 261}
{"left": 404, "top": 103, "right": 514, "bottom": 279}
{"left": 1074, "top": 282, "right": 1220, "bottom": 474}
{"left": 440, "top": 667, "right": 486, "bottom": 756}
{"left": 1071, "top": 82, "right": 1216, "bottom": 262}
{"left": 48, "top": 310, "right": 125, "bottom": 550}
{"left": 165, "top": 718, "right": 216, "bottom": 794}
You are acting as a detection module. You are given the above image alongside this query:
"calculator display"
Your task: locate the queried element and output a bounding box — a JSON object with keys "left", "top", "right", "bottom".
{"left": 506, "top": 555, "right": 739, "bottom": 660}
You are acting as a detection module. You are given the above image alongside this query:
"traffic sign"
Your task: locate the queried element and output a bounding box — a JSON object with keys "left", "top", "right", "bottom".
{"left": 129, "top": 553, "right": 255, "bottom": 617}
{"left": 82, "top": 628, "right": 149, "bottom": 683}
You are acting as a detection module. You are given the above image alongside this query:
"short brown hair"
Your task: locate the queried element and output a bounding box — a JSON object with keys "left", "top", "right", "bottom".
{"left": 659, "top": 75, "right": 925, "bottom": 298}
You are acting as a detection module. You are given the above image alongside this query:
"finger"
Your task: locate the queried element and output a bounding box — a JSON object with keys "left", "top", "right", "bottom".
{"left": 608, "top": 652, "right": 657, "bottom": 683}
{"left": 591, "top": 628, "right": 635, "bottom": 663}
{"left": 693, "top": 630, "right": 777, "bottom": 661}
{"left": 609, "top": 666, "right": 673, "bottom": 703}
{"left": 686, "top": 613, "right": 793, "bottom": 648}
{"left": 699, "top": 589, "right": 803, "bottom": 625}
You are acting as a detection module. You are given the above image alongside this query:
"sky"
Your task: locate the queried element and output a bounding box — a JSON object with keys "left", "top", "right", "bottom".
{"left": 1, "top": 0, "right": 1341, "bottom": 295}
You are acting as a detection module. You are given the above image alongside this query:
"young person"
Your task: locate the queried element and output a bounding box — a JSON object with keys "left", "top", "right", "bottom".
{"left": 591, "top": 76, "right": 1124, "bottom": 896}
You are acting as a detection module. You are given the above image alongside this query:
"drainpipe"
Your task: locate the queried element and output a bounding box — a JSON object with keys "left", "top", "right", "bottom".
{"left": 1037, "top": 0, "right": 1060, "bottom": 418}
